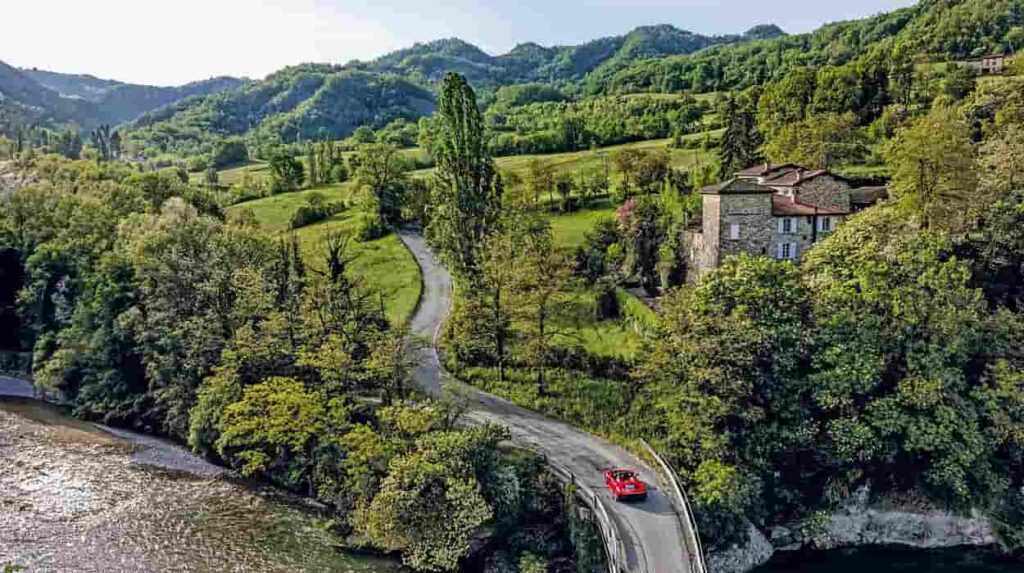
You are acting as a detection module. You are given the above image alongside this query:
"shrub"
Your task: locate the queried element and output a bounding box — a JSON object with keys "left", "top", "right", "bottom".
{"left": 357, "top": 214, "right": 389, "bottom": 241}
{"left": 289, "top": 193, "right": 345, "bottom": 229}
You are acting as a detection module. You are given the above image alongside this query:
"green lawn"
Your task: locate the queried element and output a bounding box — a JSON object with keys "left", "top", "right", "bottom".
{"left": 550, "top": 290, "right": 643, "bottom": 360}
{"left": 492, "top": 134, "right": 719, "bottom": 176}
{"left": 547, "top": 197, "right": 616, "bottom": 252}
{"left": 226, "top": 183, "right": 420, "bottom": 325}
{"left": 203, "top": 147, "right": 431, "bottom": 186}
{"left": 292, "top": 214, "right": 421, "bottom": 325}
{"left": 189, "top": 160, "right": 271, "bottom": 186}
{"left": 227, "top": 183, "right": 356, "bottom": 232}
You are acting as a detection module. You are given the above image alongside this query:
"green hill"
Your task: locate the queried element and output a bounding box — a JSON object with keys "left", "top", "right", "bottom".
{"left": 124, "top": 0, "right": 1022, "bottom": 165}
{"left": 0, "top": 62, "right": 243, "bottom": 134}
{"left": 129, "top": 68, "right": 435, "bottom": 158}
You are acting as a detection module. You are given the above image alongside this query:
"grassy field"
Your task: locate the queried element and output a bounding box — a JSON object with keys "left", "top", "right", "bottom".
{"left": 493, "top": 137, "right": 715, "bottom": 175}
{"left": 226, "top": 183, "right": 420, "bottom": 325}
{"left": 228, "top": 183, "right": 355, "bottom": 232}
{"left": 547, "top": 197, "right": 616, "bottom": 252}
{"left": 204, "top": 147, "right": 432, "bottom": 187}
{"left": 292, "top": 214, "right": 421, "bottom": 325}
{"left": 215, "top": 136, "right": 688, "bottom": 344}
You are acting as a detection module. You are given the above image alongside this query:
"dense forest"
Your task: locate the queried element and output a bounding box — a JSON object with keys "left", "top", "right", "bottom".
{"left": 0, "top": 79, "right": 599, "bottom": 572}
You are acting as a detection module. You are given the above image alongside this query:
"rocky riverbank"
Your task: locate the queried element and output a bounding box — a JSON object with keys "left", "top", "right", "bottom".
{"left": 709, "top": 487, "right": 996, "bottom": 573}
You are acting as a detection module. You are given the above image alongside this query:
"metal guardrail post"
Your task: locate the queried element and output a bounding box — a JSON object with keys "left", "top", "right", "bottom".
{"left": 641, "top": 439, "right": 707, "bottom": 573}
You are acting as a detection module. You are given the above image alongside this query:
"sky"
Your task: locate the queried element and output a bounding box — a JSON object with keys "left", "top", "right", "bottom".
{"left": 3, "top": 0, "right": 918, "bottom": 86}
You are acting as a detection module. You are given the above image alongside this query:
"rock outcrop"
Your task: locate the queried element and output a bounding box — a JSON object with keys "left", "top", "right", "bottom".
{"left": 707, "top": 523, "right": 774, "bottom": 573}
{"left": 708, "top": 487, "right": 996, "bottom": 573}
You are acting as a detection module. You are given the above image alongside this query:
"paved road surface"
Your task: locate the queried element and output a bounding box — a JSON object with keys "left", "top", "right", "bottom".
{"left": 399, "top": 229, "right": 695, "bottom": 573}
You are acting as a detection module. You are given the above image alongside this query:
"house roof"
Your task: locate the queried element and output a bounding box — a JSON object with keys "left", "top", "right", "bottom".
{"left": 734, "top": 162, "right": 799, "bottom": 179}
{"left": 700, "top": 178, "right": 776, "bottom": 195}
{"left": 850, "top": 186, "right": 889, "bottom": 205}
{"left": 764, "top": 168, "right": 838, "bottom": 187}
{"left": 964, "top": 54, "right": 1006, "bottom": 62}
{"left": 772, "top": 195, "right": 847, "bottom": 216}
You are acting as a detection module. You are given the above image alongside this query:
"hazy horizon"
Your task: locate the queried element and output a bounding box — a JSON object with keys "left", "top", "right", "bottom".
{"left": 5, "top": 0, "right": 917, "bottom": 87}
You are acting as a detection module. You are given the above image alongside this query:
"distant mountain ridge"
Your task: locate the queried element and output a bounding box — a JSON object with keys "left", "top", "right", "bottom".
{"left": 1, "top": 21, "right": 781, "bottom": 139}
{"left": 0, "top": 63, "right": 244, "bottom": 133}
{"left": 119, "top": 21, "right": 784, "bottom": 157}
{"left": 365, "top": 23, "right": 786, "bottom": 84}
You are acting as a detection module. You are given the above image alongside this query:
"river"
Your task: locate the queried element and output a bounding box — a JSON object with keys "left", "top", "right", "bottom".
{"left": 753, "top": 545, "right": 1021, "bottom": 572}
{"left": 0, "top": 387, "right": 403, "bottom": 573}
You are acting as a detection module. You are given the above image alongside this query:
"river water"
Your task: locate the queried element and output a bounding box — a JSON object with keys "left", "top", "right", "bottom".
{"left": 0, "top": 395, "right": 403, "bottom": 573}
{"left": 753, "top": 544, "right": 1021, "bottom": 572}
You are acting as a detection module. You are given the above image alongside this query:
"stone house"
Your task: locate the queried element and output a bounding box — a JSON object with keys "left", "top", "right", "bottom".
{"left": 963, "top": 54, "right": 1006, "bottom": 76}
{"left": 683, "top": 164, "right": 884, "bottom": 281}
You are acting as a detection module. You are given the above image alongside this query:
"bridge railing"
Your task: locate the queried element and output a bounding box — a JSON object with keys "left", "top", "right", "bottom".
{"left": 528, "top": 449, "right": 629, "bottom": 573}
{"left": 641, "top": 439, "right": 707, "bottom": 573}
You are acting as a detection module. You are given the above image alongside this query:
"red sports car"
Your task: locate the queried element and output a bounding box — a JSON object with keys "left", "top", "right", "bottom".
{"left": 604, "top": 469, "right": 648, "bottom": 501}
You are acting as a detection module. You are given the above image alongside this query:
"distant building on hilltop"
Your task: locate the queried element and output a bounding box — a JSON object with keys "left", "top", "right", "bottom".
{"left": 683, "top": 163, "right": 887, "bottom": 281}
{"left": 963, "top": 54, "right": 1006, "bottom": 75}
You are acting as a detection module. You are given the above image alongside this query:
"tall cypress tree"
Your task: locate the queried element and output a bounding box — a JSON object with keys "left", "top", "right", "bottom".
{"left": 718, "top": 92, "right": 763, "bottom": 179}
{"left": 427, "top": 73, "right": 502, "bottom": 284}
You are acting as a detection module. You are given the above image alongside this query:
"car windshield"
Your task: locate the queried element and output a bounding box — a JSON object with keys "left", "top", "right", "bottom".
{"left": 615, "top": 471, "right": 635, "bottom": 480}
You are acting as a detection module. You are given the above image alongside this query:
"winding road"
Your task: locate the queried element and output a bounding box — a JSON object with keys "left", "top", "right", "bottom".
{"left": 399, "top": 229, "right": 699, "bottom": 573}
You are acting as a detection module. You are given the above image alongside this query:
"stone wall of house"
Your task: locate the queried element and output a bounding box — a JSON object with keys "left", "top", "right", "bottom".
{"left": 703, "top": 195, "right": 722, "bottom": 266}
{"left": 682, "top": 195, "right": 723, "bottom": 281}
{"left": 684, "top": 229, "right": 716, "bottom": 282}
{"left": 789, "top": 175, "right": 852, "bottom": 211}
{"left": 771, "top": 215, "right": 815, "bottom": 260}
{"left": 770, "top": 215, "right": 844, "bottom": 259}
{"left": 719, "top": 193, "right": 774, "bottom": 259}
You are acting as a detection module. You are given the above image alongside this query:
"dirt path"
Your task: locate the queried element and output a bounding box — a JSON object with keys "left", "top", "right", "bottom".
{"left": 399, "top": 228, "right": 696, "bottom": 573}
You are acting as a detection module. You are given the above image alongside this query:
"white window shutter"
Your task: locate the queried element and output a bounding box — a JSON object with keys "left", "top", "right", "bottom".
{"left": 777, "top": 218, "right": 784, "bottom": 233}
{"left": 776, "top": 243, "right": 784, "bottom": 259}
{"left": 792, "top": 217, "right": 800, "bottom": 232}
{"left": 791, "top": 242, "right": 799, "bottom": 259}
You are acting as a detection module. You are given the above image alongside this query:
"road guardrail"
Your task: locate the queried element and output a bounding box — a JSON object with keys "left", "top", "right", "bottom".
{"left": 641, "top": 439, "right": 707, "bottom": 573}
